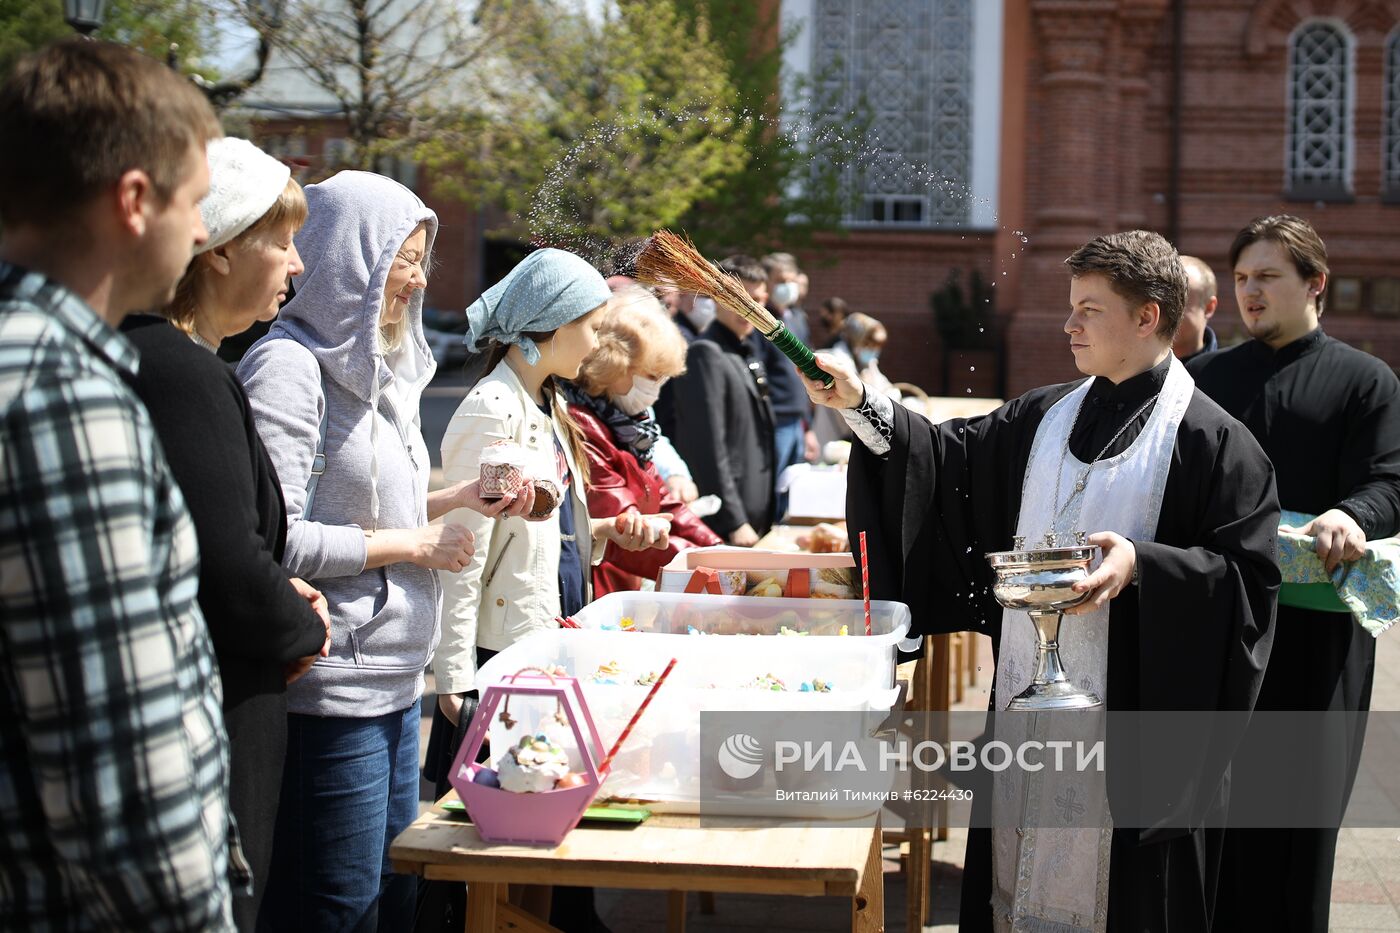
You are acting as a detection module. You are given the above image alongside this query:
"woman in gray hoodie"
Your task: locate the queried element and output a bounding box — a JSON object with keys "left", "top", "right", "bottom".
{"left": 237, "top": 171, "right": 533, "bottom": 932}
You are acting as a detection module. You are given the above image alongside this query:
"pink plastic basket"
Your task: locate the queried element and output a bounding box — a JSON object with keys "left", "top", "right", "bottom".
{"left": 447, "top": 668, "right": 609, "bottom": 846}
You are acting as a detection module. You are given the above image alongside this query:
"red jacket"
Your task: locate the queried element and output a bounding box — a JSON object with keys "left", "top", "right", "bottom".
{"left": 572, "top": 404, "right": 722, "bottom": 596}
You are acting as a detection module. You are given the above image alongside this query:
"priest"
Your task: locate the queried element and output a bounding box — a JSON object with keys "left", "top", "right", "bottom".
{"left": 802, "top": 230, "right": 1280, "bottom": 932}
{"left": 1188, "top": 215, "right": 1400, "bottom": 933}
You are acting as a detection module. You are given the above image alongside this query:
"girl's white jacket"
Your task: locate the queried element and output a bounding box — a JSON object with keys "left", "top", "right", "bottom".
{"left": 433, "top": 358, "right": 597, "bottom": 695}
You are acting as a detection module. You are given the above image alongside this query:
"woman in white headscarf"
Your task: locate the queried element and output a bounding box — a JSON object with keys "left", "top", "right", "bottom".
{"left": 121, "top": 138, "right": 330, "bottom": 931}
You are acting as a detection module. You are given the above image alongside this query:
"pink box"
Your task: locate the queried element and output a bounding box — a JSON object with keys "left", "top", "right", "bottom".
{"left": 448, "top": 671, "right": 609, "bottom": 846}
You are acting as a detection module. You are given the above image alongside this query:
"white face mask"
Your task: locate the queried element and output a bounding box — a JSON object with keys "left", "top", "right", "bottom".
{"left": 771, "top": 281, "right": 800, "bottom": 308}
{"left": 611, "top": 375, "right": 665, "bottom": 415}
{"left": 686, "top": 296, "right": 717, "bottom": 332}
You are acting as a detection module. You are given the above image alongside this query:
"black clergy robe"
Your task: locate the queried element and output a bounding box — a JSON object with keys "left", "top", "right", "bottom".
{"left": 1189, "top": 328, "right": 1400, "bottom": 933}
{"left": 847, "top": 356, "right": 1280, "bottom": 932}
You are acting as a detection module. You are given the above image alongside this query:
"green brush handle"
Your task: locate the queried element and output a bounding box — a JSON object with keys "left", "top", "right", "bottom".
{"left": 767, "top": 323, "right": 833, "bottom": 387}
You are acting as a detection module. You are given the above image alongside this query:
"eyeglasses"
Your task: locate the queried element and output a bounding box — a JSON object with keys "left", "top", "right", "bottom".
{"left": 746, "top": 358, "right": 771, "bottom": 400}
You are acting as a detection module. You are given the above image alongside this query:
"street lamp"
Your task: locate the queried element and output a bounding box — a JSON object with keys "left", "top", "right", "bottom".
{"left": 62, "top": 0, "right": 107, "bottom": 36}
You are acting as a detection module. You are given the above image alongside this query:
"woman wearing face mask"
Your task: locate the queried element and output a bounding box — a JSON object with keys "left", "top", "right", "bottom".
{"left": 837, "top": 312, "right": 893, "bottom": 393}
{"left": 237, "top": 171, "right": 533, "bottom": 932}
{"left": 565, "top": 285, "right": 722, "bottom": 596}
{"left": 813, "top": 312, "right": 897, "bottom": 447}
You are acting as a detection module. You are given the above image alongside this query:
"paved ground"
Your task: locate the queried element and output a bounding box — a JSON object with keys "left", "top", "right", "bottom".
{"left": 421, "top": 384, "right": 465, "bottom": 470}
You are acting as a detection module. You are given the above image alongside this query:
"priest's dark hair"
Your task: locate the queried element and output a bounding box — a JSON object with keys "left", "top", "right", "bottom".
{"left": 1228, "top": 214, "right": 1330, "bottom": 313}
{"left": 1064, "top": 230, "right": 1187, "bottom": 339}
{"left": 718, "top": 254, "right": 767, "bottom": 285}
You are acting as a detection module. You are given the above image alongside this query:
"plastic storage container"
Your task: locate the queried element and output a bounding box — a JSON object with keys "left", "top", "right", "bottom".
{"left": 473, "top": 592, "right": 915, "bottom": 813}
{"left": 575, "top": 589, "right": 919, "bottom": 647}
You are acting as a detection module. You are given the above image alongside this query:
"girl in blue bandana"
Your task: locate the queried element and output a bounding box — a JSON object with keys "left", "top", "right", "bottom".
{"left": 423, "top": 248, "right": 668, "bottom": 931}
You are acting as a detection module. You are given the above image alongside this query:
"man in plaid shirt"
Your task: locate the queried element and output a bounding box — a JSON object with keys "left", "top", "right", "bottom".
{"left": 0, "top": 41, "right": 237, "bottom": 930}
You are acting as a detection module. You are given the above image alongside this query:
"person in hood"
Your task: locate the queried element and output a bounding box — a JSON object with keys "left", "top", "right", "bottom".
{"left": 427, "top": 247, "right": 668, "bottom": 932}
{"left": 236, "top": 171, "right": 534, "bottom": 932}
{"left": 564, "top": 284, "right": 722, "bottom": 597}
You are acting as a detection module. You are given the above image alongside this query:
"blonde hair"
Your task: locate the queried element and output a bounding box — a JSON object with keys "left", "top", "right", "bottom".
{"left": 378, "top": 312, "right": 407, "bottom": 354}
{"left": 575, "top": 285, "right": 688, "bottom": 397}
{"left": 164, "top": 176, "right": 308, "bottom": 334}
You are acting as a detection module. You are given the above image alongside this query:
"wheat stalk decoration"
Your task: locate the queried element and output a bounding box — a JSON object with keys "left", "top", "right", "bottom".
{"left": 633, "top": 230, "right": 833, "bottom": 387}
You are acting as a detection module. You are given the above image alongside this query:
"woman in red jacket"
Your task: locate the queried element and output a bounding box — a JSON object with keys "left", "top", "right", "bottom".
{"left": 564, "top": 286, "right": 722, "bottom": 595}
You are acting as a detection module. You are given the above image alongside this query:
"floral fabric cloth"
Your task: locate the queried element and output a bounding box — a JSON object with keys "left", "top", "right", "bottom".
{"left": 1279, "top": 509, "right": 1400, "bottom": 637}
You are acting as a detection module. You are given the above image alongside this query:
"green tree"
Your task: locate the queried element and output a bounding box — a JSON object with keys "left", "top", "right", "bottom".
{"left": 0, "top": 0, "right": 67, "bottom": 76}
{"left": 0, "top": 0, "right": 218, "bottom": 79}
{"left": 97, "top": 0, "right": 219, "bottom": 75}
{"left": 931, "top": 268, "right": 997, "bottom": 350}
{"left": 419, "top": 0, "right": 750, "bottom": 260}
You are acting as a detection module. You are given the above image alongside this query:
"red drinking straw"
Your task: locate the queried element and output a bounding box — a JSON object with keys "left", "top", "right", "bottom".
{"left": 597, "top": 657, "right": 677, "bottom": 774}
{"left": 860, "top": 531, "right": 872, "bottom": 636}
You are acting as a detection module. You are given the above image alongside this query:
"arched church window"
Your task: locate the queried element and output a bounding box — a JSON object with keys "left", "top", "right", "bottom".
{"left": 1286, "top": 20, "right": 1353, "bottom": 200}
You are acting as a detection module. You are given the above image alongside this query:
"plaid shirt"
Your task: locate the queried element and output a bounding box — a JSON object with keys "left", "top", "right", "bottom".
{"left": 0, "top": 264, "right": 235, "bottom": 931}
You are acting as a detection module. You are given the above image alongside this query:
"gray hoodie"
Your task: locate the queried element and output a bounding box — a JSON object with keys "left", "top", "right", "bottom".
{"left": 237, "top": 171, "right": 440, "bottom": 718}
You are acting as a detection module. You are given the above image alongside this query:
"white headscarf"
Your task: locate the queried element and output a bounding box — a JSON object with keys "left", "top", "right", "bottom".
{"left": 195, "top": 137, "right": 291, "bottom": 255}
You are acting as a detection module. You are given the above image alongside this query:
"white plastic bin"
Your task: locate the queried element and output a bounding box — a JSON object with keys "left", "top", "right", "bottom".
{"left": 472, "top": 592, "right": 916, "bottom": 814}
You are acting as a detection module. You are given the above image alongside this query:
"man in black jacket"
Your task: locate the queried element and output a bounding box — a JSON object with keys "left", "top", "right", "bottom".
{"left": 1191, "top": 215, "right": 1400, "bottom": 933}
{"left": 670, "top": 255, "right": 777, "bottom": 544}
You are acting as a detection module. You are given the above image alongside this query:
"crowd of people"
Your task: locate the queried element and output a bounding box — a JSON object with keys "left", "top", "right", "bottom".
{"left": 4, "top": 37, "right": 1399, "bottom": 933}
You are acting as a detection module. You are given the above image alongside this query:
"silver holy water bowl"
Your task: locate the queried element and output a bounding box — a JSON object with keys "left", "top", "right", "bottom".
{"left": 985, "top": 531, "right": 1104, "bottom": 711}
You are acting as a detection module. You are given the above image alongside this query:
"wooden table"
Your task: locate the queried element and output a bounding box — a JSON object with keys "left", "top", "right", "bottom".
{"left": 391, "top": 795, "right": 885, "bottom": 932}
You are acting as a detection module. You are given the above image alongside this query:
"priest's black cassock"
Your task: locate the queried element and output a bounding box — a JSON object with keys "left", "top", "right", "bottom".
{"left": 846, "top": 356, "right": 1280, "bottom": 931}
{"left": 1188, "top": 329, "right": 1400, "bottom": 933}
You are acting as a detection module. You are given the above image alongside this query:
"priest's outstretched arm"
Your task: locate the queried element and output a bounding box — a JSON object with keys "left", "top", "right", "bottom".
{"left": 802, "top": 351, "right": 1037, "bottom": 639}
